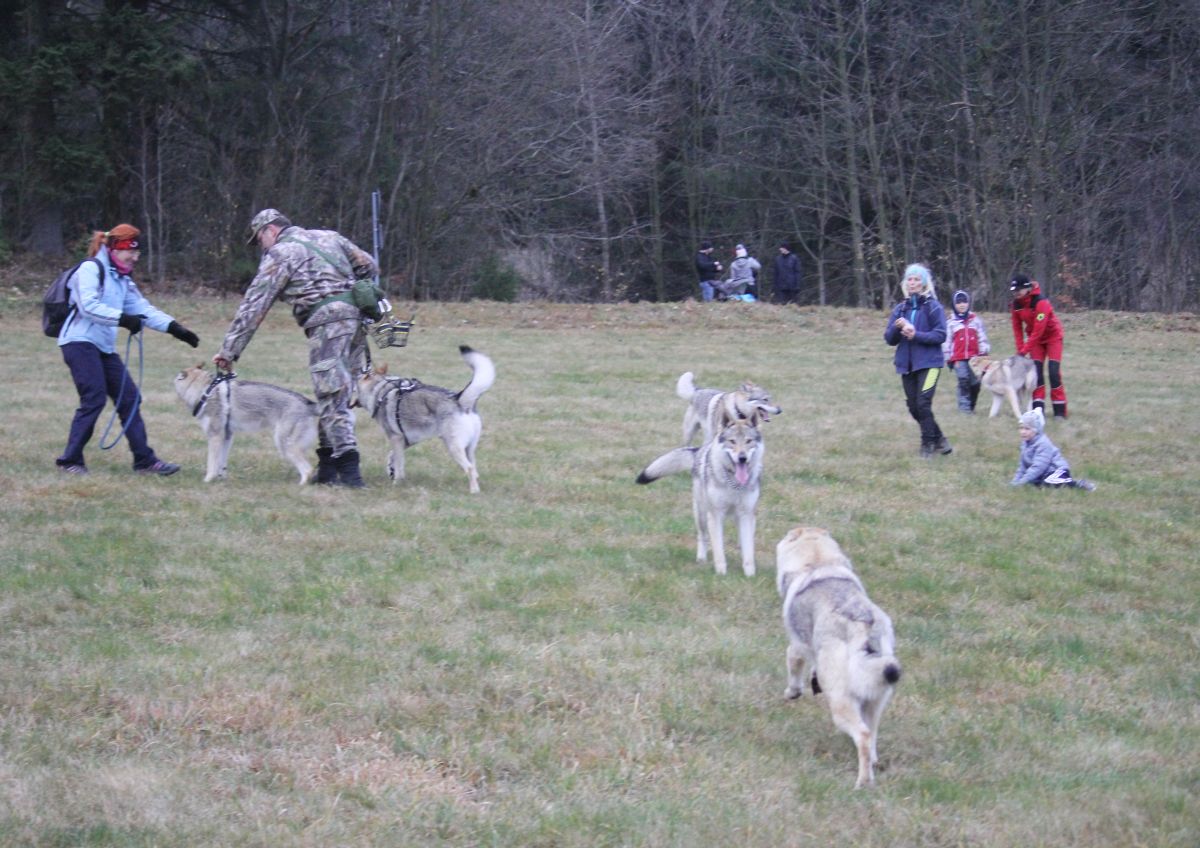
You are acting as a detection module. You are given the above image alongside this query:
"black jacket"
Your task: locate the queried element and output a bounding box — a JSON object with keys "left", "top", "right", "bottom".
{"left": 695, "top": 251, "right": 721, "bottom": 282}
{"left": 773, "top": 252, "right": 801, "bottom": 291}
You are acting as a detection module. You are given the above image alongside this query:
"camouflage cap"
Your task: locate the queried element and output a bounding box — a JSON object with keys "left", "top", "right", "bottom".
{"left": 246, "top": 208, "right": 288, "bottom": 244}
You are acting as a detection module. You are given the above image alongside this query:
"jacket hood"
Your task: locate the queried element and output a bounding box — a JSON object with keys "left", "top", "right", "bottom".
{"left": 952, "top": 289, "right": 972, "bottom": 314}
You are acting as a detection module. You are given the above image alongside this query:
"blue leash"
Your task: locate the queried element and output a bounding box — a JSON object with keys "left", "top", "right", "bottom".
{"left": 98, "top": 329, "right": 143, "bottom": 450}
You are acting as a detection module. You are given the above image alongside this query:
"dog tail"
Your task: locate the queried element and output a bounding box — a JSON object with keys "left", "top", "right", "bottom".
{"left": 676, "top": 371, "right": 696, "bottom": 401}
{"left": 636, "top": 447, "right": 696, "bottom": 484}
{"left": 456, "top": 345, "right": 496, "bottom": 412}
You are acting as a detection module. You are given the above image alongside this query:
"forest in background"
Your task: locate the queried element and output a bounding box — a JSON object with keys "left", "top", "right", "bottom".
{"left": 1, "top": 0, "right": 1196, "bottom": 310}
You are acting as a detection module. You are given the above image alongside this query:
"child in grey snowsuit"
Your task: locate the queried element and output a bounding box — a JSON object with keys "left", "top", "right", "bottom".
{"left": 1011, "top": 409, "right": 1095, "bottom": 490}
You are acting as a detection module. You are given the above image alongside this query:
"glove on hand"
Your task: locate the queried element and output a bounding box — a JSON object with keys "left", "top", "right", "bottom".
{"left": 167, "top": 321, "right": 200, "bottom": 348}
{"left": 118, "top": 314, "right": 145, "bottom": 333}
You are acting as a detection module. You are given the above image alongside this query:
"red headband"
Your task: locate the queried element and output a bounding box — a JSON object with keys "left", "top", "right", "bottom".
{"left": 111, "top": 237, "right": 139, "bottom": 250}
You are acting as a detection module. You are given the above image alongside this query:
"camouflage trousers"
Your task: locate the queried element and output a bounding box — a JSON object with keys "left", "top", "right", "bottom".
{"left": 306, "top": 316, "right": 368, "bottom": 457}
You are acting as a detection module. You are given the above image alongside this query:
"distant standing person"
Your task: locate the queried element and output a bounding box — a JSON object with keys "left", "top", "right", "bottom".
{"left": 55, "top": 224, "right": 201, "bottom": 476}
{"left": 884, "top": 263, "right": 951, "bottom": 458}
{"left": 1009, "top": 274, "right": 1068, "bottom": 419}
{"left": 694, "top": 240, "right": 723, "bottom": 302}
{"left": 942, "top": 289, "right": 990, "bottom": 413}
{"left": 772, "top": 242, "right": 802, "bottom": 305}
{"left": 212, "top": 209, "right": 379, "bottom": 487}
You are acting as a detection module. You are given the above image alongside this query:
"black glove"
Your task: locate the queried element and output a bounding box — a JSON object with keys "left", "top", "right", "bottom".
{"left": 167, "top": 321, "right": 200, "bottom": 348}
{"left": 118, "top": 314, "right": 145, "bottom": 333}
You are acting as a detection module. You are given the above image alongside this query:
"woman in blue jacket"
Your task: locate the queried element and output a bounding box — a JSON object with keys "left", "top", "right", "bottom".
{"left": 884, "top": 263, "right": 951, "bottom": 458}
{"left": 56, "top": 223, "right": 199, "bottom": 475}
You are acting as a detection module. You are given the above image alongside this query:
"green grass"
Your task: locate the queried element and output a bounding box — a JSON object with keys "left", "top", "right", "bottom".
{"left": 0, "top": 295, "right": 1197, "bottom": 846}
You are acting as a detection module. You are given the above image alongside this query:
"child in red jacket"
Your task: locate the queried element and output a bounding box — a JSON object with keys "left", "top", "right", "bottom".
{"left": 942, "top": 289, "right": 990, "bottom": 413}
{"left": 1010, "top": 274, "right": 1068, "bottom": 418}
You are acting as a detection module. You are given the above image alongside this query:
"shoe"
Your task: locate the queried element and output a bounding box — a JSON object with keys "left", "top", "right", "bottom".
{"left": 313, "top": 447, "right": 338, "bottom": 485}
{"left": 58, "top": 463, "right": 88, "bottom": 475}
{"left": 136, "top": 460, "right": 180, "bottom": 476}
{"left": 333, "top": 449, "right": 366, "bottom": 488}
{"left": 935, "top": 435, "right": 953, "bottom": 455}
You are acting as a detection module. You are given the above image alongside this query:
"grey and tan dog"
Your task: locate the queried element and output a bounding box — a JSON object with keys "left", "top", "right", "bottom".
{"left": 776, "top": 527, "right": 901, "bottom": 788}
{"left": 353, "top": 345, "right": 495, "bottom": 493}
{"left": 676, "top": 371, "right": 781, "bottom": 445}
{"left": 174, "top": 365, "right": 319, "bottom": 484}
{"left": 968, "top": 354, "right": 1037, "bottom": 419}
{"left": 636, "top": 420, "right": 763, "bottom": 576}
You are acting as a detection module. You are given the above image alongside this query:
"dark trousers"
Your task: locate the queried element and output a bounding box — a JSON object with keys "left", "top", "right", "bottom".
{"left": 772, "top": 288, "right": 800, "bottom": 305}
{"left": 900, "top": 368, "right": 944, "bottom": 446}
{"left": 58, "top": 341, "right": 157, "bottom": 469}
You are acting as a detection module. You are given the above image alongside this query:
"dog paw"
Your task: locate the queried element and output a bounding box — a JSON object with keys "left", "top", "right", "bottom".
{"left": 784, "top": 686, "right": 803, "bottom": 700}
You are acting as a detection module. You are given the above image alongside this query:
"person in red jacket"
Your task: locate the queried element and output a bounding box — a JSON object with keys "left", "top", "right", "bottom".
{"left": 1009, "top": 274, "right": 1067, "bottom": 418}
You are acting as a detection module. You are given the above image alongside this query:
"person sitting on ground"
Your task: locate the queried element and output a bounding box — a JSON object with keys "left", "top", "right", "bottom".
{"left": 716, "top": 243, "right": 761, "bottom": 300}
{"left": 1010, "top": 408, "right": 1095, "bottom": 490}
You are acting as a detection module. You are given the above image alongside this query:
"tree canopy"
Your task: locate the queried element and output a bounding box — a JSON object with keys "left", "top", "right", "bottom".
{"left": 1, "top": 0, "right": 1195, "bottom": 309}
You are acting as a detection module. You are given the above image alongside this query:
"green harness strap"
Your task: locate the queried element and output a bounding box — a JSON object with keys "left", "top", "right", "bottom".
{"left": 279, "top": 235, "right": 358, "bottom": 314}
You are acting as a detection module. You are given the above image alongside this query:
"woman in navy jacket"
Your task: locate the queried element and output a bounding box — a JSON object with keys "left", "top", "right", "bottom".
{"left": 884, "top": 263, "right": 951, "bottom": 458}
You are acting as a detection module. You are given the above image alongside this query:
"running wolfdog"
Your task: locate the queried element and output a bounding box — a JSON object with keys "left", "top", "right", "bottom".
{"left": 636, "top": 420, "right": 763, "bottom": 576}
{"left": 174, "top": 365, "right": 319, "bottom": 484}
{"left": 353, "top": 345, "right": 495, "bottom": 493}
{"left": 676, "top": 371, "right": 781, "bottom": 445}
{"left": 776, "top": 526, "right": 901, "bottom": 788}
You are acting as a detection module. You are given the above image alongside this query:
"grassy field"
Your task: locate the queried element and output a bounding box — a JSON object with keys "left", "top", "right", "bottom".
{"left": 0, "top": 294, "right": 1197, "bottom": 847}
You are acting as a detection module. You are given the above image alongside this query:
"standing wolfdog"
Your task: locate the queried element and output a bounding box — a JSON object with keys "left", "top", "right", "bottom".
{"left": 968, "top": 354, "right": 1038, "bottom": 419}
{"left": 676, "top": 371, "right": 781, "bottom": 445}
{"left": 353, "top": 345, "right": 495, "bottom": 493}
{"left": 173, "top": 365, "right": 319, "bottom": 484}
{"left": 636, "top": 420, "right": 763, "bottom": 576}
{"left": 776, "top": 526, "right": 901, "bottom": 788}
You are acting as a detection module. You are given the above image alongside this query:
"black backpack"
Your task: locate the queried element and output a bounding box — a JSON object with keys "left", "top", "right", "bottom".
{"left": 42, "top": 258, "right": 103, "bottom": 338}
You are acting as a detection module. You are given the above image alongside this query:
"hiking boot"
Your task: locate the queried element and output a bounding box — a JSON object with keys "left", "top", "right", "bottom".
{"left": 58, "top": 463, "right": 88, "bottom": 475}
{"left": 1053, "top": 403, "right": 1069, "bottom": 419}
{"left": 935, "top": 435, "right": 953, "bottom": 455}
{"left": 333, "top": 449, "right": 366, "bottom": 488}
{"left": 136, "top": 460, "right": 180, "bottom": 476}
{"left": 313, "top": 447, "right": 338, "bottom": 485}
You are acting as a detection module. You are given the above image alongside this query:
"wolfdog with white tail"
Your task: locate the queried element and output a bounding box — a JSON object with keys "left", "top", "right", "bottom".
{"left": 353, "top": 345, "right": 495, "bottom": 493}
{"left": 676, "top": 371, "right": 781, "bottom": 445}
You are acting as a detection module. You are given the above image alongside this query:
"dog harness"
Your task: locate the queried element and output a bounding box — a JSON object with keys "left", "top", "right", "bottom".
{"left": 376, "top": 376, "right": 424, "bottom": 447}
{"left": 192, "top": 371, "right": 237, "bottom": 417}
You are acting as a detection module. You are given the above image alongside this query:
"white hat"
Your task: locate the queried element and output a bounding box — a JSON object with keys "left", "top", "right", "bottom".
{"left": 1019, "top": 408, "right": 1045, "bottom": 434}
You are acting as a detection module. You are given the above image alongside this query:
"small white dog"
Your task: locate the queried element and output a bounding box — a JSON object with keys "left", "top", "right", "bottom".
{"left": 776, "top": 527, "right": 901, "bottom": 788}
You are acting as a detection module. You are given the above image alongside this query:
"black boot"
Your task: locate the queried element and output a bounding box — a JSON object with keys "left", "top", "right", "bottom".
{"left": 314, "top": 447, "right": 338, "bottom": 485}
{"left": 334, "top": 449, "right": 366, "bottom": 488}
{"left": 935, "top": 434, "right": 953, "bottom": 455}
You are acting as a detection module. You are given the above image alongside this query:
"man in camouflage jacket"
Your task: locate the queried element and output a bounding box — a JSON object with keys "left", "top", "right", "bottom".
{"left": 213, "top": 209, "right": 378, "bottom": 487}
